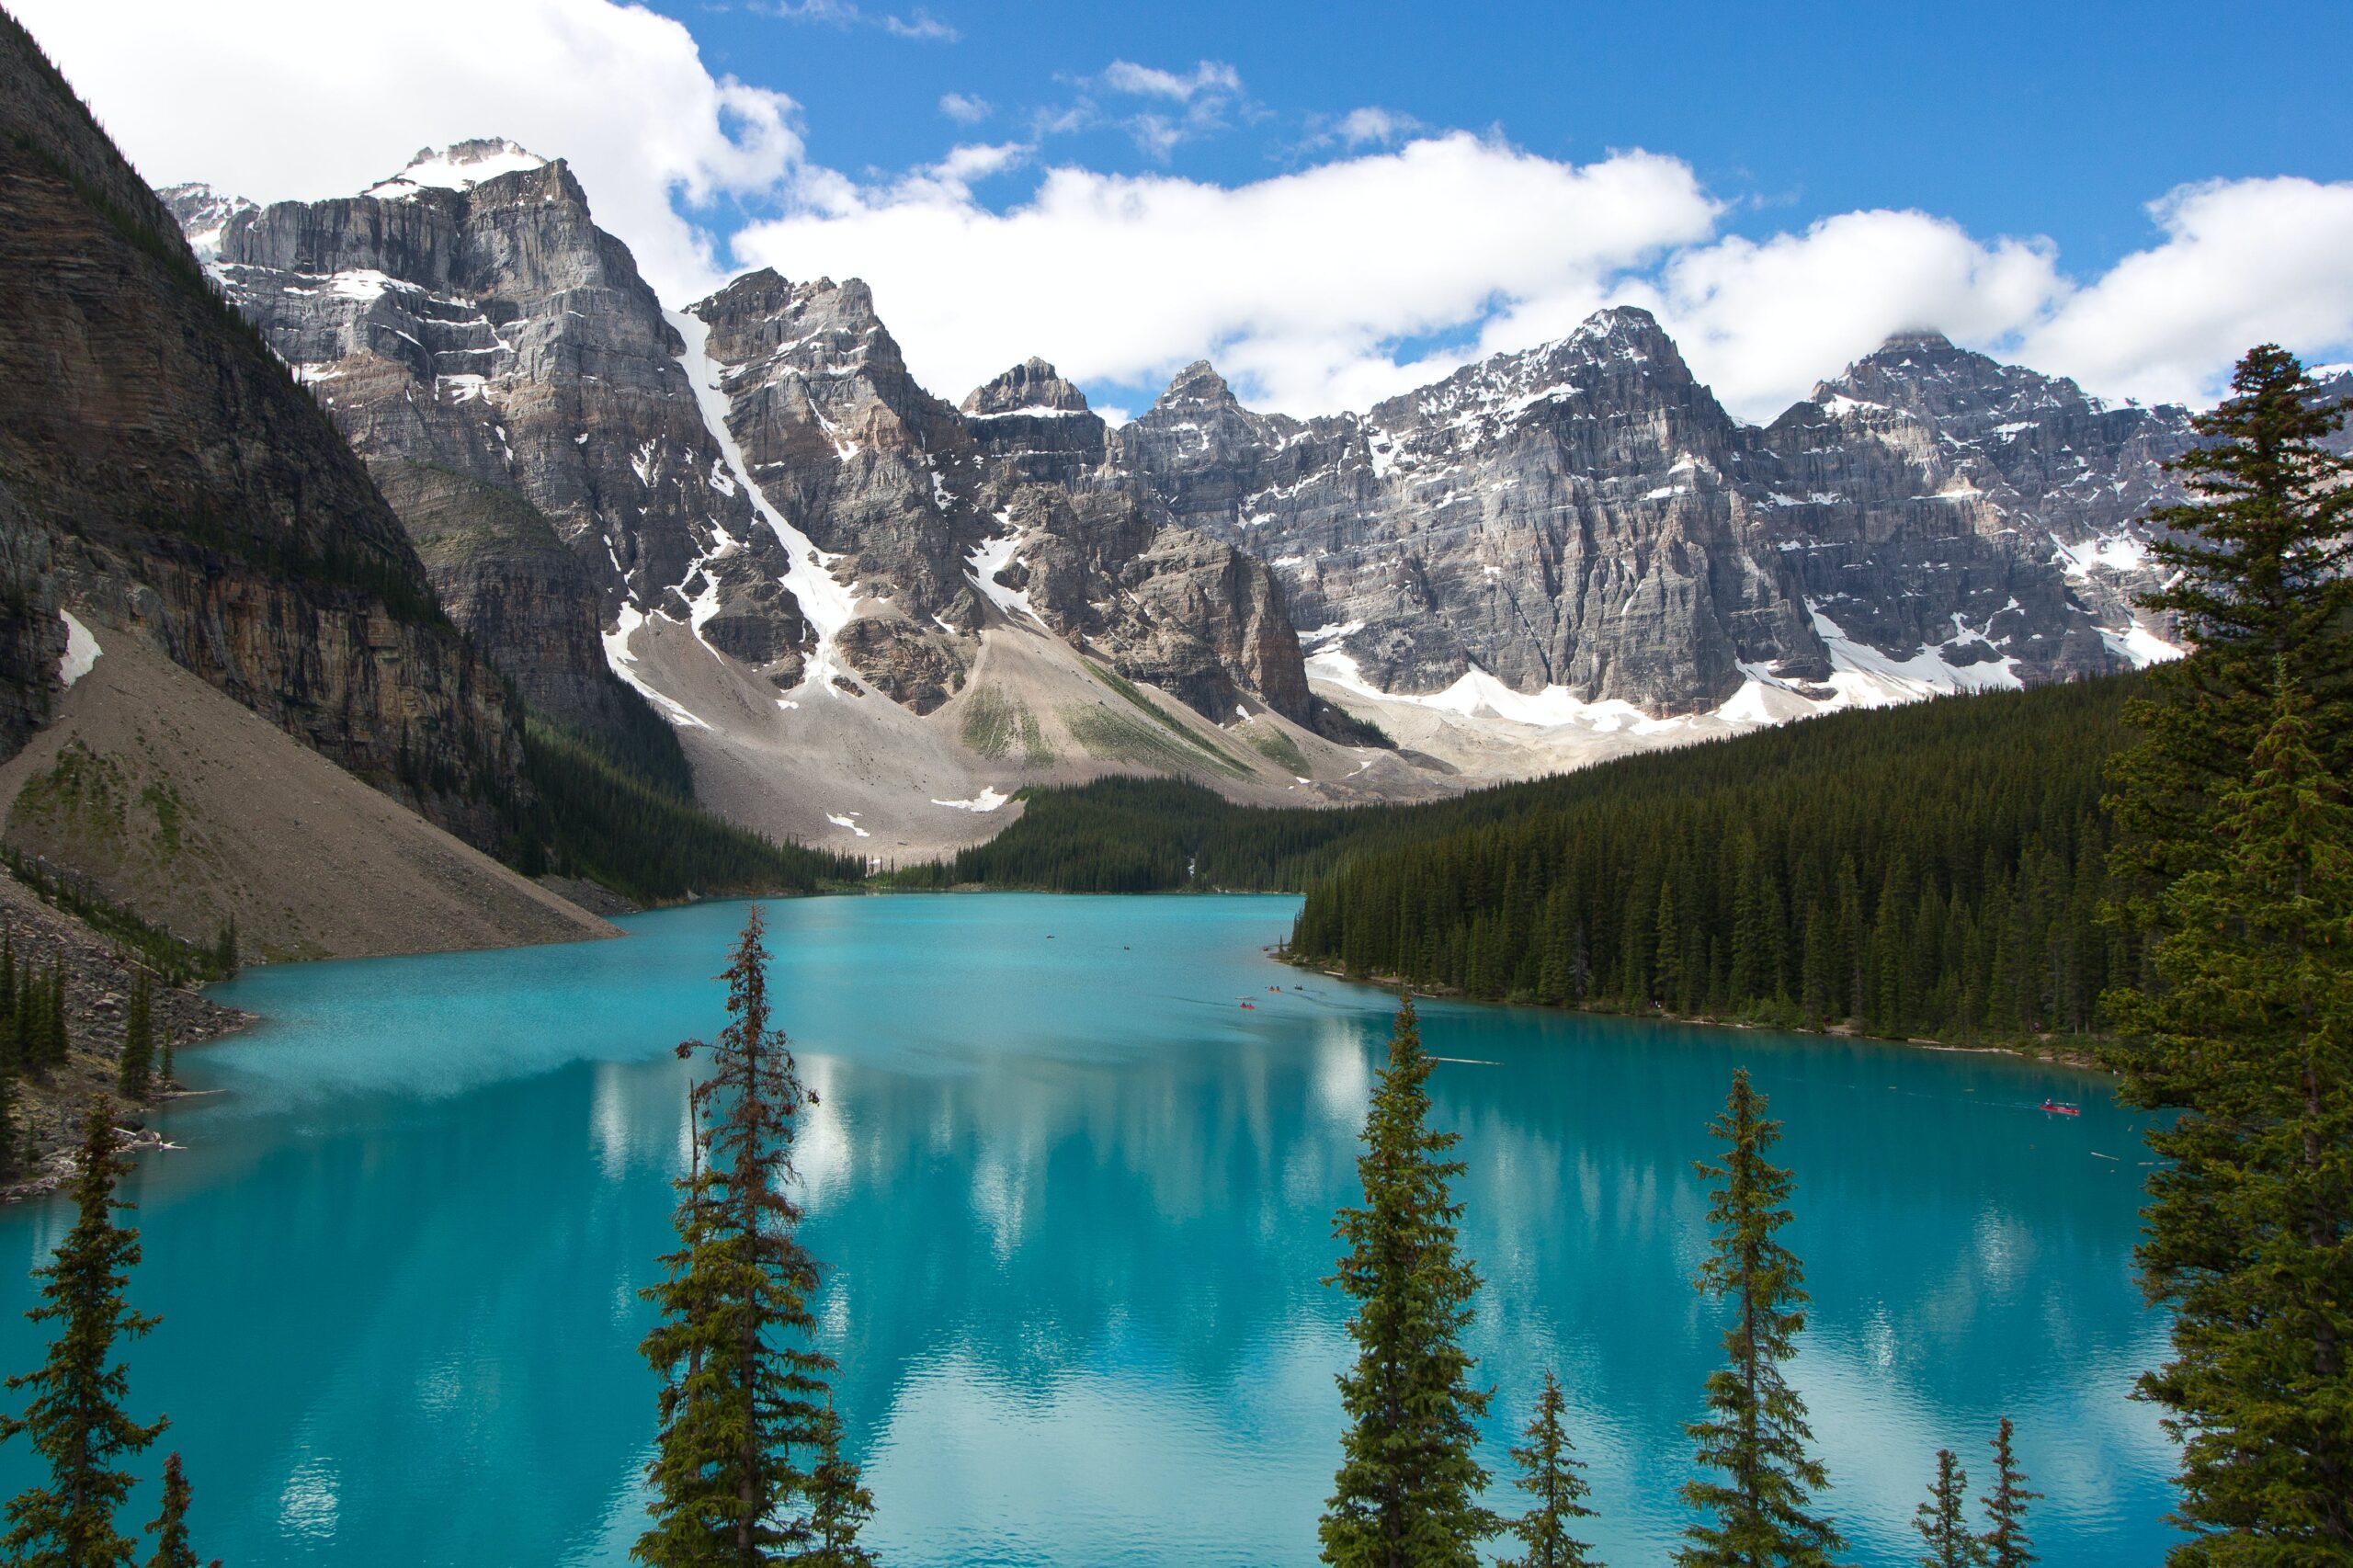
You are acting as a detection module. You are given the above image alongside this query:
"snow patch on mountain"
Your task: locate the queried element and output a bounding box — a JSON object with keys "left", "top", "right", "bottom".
{"left": 669, "top": 308, "right": 858, "bottom": 692}
{"left": 367, "top": 140, "right": 548, "bottom": 199}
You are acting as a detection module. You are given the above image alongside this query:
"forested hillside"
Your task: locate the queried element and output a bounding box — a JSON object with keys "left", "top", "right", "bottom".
{"left": 902, "top": 676, "right": 2143, "bottom": 1044}
{"left": 1290, "top": 679, "right": 2136, "bottom": 1042}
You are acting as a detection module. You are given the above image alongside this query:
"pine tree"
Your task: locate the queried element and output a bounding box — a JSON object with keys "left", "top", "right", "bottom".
{"left": 15, "top": 974, "right": 41, "bottom": 1074}
{"left": 803, "top": 1402, "right": 875, "bottom": 1568}
{"left": 2105, "top": 675, "right": 2353, "bottom": 1559}
{"left": 635, "top": 905, "right": 850, "bottom": 1567}
{"left": 1677, "top": 1070, "right": 1842, "bottom": 1568}
{"left": 1978, "top": 1417, "right": 2039, "bottom": 1568}
{"left": 1, "top": 1099, "right": 167, "bottom": 1565}
{"left": 143, "top": 1451, "right": 197, "bottom": 1568}
{"left": 45, "top": 964, "right": 66, "bottom": 1068}
{"left": 1498, "top": 1369, "right": 1599, "bottom": 1568}
{"left": 1914, "top": 1449, "right": 1983, "bottom": 1568}
{"left": 117, "top": 974, "right": 153, "bottom": 1102}
{"left": 2109, "top": 345, "right": 2353, "bottom": 891}
{"left": 1321, "top": 994, "right": 1496, "bottom": 1568}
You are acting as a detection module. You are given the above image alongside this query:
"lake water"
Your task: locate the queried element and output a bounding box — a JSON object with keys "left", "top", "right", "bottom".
{"left": 0, "top": 894, "right": 2176, "bottom": 1565}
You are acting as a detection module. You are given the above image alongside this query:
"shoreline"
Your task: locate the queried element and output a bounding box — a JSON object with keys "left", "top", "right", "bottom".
{"left": 1286, "top": 956, "right": 2110, "bottom": 1073}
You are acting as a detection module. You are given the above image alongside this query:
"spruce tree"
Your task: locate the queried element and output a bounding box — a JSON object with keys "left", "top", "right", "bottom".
{"left": 1321, "top": 994, "right": 1495, "bottom": 1568}
{"left": 117, "top": 974, "right": 153, "bottom": 1102}
{"left": 2105, "top": 676, "right": 2353, "bottom": 1559}
{"left": 143, "top": 1451, "right": 197, "bottom": 1568}
{"left": 15, "top": 975, "right": 40, "bottom": 1074}
{"left": 45, "top": 964, "right": 66, "bottom": 1068}
{"left": 1, "top": 1099, "right": 166, "bottom": 1565}
{"left": 1978, "top": 1417, "right": 2038, "bottom": 1568}
{"left": 1677, "top": 1070, "right": 1842, "bottom": 1568}
{"left": 1499, "top": 1368, "right": 1599, "bottom": 1568}
{"left": 803, "top": 1402, "right": 876, "bottom": 1568}
{"left": 2109, "top": 345, "right": 2353, "bottom": 889}
{"left": 635, "top": 905, "right": 853, "bottom": 1566}
{"left": 1914, "top": 1449, "right": 1983, "bottom": 1568}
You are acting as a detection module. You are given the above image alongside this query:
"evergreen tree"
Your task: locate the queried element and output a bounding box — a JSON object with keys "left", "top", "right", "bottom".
{"left": 117, "top": 974, "right": 153, "bottom": 1102}
{"left": 2109, "top": 346, "right": 2353, "bottom": 890}
{"left": 1, "top": 1099, "right": 166, "bottom": 1565}
{"left": 142, "top": 1451, "right": 197, "bottom": 1568}
{"left": 1914, "top": 1449, "right": 1983, "bottom": 1568}
{"left": 803, "top": 1402, "right": 875, "bottom": 1568}
{"left": 636, "top": 905, "right": 849, "bottom": 1567}
{"left": 1978, "top": 1417, "right": 2039, "bottom": 1568}
{"left": 1499, "top": 1369, "right": 1599, "bottom": 1568}
{"left": 15, "top": 974, "right": 41, "bottom": 1074}
{"left": 45, "top": 964, "right": 66, "bottom": 1068}
{"left": 2106, "top": 676, "right": 2353, "bottom": 1560}
{"left": 1677, "top": 1070, "right": 1842, "bottom": 1568}
{"left": 1321, "top": 994, "right": 1496, "bottom": 1568}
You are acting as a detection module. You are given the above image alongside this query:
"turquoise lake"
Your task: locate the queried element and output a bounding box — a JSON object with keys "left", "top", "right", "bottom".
{"left": 0, "top": 893, "right": 2175, "bottom": 1564}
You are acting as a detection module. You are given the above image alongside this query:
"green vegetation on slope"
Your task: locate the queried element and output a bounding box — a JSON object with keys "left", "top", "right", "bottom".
{"left": 516, "top": 722, "right": 862, "bottom": 903}
{"left": 1290, "top": 677, "right": 2136, "bottom": 1043}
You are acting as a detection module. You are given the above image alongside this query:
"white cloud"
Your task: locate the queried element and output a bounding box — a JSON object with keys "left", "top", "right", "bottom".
{"left": 762, "top": 0, "right": 959, "bottom": 42}
{"left": 13, "top": 0, "right": 801, "bottom": 302}
{"left": 2016, "top": 176, "right": 2353, "bottom": 408}
{"left": 1611, "top": 210, "right": 2066, "bottom": 419}
{"left": 938, "top": 92, "right": 993, "bottom": 125}
{"left": 1333, "top": 107, "right": 1420, "bottom": 147}
{"left": 729, "top": 133, "right": 1720, "bottom": 412}
{"left": 1099, "top": 60, "right": 1243, "bottom": 101}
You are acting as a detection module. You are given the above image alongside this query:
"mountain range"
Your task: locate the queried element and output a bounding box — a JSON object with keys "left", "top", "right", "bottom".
{"left": 149, "top": 136, "right": 2322, "bottom": 868}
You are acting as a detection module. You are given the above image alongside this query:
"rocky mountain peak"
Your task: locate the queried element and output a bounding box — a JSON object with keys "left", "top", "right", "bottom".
{"left": 1153, "top": 359, "right": 1240, "bottom": 413}
{"left": 158, "top": 182, "right": 255, "bottom": 260}
{"left": 1813, "top": 330, "right": 2091, "bottom": 426}
{"left": 961, "top": 357, "right": 1090, "bottom": 416}
{"left": 365, "top": 138, "right": 549, "bottom": 200}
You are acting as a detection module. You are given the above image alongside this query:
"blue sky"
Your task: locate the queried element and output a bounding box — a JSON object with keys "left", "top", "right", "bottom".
{"left": 660, "top": 0, "right": 2349, "bottom": 276}
{"left": 25, "top": 0, "right": 2353, "bottom": 422}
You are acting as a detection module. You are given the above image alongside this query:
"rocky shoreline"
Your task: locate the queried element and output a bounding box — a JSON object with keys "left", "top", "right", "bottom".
{"left": 0, "top": 874, "right": 252, "bottom": 1199}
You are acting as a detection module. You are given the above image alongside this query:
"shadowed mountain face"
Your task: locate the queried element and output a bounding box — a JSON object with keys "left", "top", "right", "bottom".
{"left": 0, "top": 17, "right": 523, "bottom": 848}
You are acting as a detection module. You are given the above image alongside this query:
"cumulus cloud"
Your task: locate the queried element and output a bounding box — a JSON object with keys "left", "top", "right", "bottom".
{"left": 731, "top": 133, "right": 1720, "bottom": 411}
{"left": 2017, "top": 177, "right": 2353, "bottom": 407}
{"left": 1614, "top": 210, "right": 2067, "bottom": 418}
{"left": 938, "top": 92, "right": 994, "bottom": 125}
{"left": 12, "top": 0, "right": 801, "bottom": 301}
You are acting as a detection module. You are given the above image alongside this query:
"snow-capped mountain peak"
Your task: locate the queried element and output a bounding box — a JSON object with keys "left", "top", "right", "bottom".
{"left": 365, "top": 139, "right": 548, "bottom": 200}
